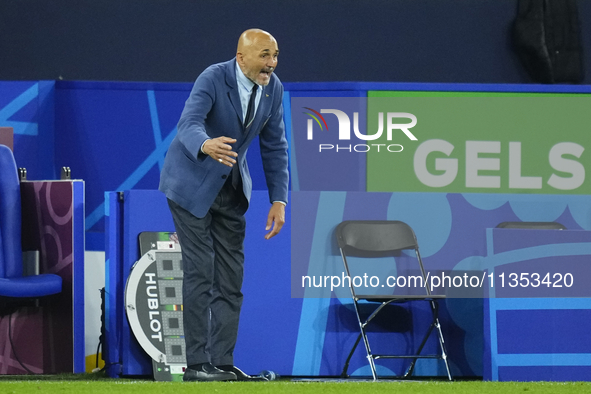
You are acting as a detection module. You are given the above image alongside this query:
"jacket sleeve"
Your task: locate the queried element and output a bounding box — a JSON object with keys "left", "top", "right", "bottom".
{"left": 176, "top": 67, "right": 217, "bottom": 159}
{"left": 259, "top": 82, "right": 289, "bottom": 204}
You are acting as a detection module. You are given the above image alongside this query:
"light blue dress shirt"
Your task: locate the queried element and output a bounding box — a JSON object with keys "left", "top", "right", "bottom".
{"left": 235, "top": 61, "right": 262, "bottom": 123}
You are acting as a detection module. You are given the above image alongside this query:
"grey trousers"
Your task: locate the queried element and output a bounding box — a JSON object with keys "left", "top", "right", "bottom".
{"left": 167, "top": 180, "right": 248, "bottom": 366}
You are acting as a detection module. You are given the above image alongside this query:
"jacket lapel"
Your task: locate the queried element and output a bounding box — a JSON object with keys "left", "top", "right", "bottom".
{"left": 224, "top": 59, "right": 243, "bottom": 130}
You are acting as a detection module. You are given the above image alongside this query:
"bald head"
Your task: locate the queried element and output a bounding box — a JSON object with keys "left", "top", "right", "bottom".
{"left": 236, "top": 29, "right": 279, "bottom": 86}
{"left": 237, "top": 29, "right": 276, "bottom": 53}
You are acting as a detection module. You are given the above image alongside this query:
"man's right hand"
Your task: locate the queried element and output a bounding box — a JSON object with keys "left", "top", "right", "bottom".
{"left": 202, "top": 137, "right": 238, "bottom": 167}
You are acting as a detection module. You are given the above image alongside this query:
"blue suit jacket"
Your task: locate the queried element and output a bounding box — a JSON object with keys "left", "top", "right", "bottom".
{"left": 159, "top": 59, "right": 289, "bottom": 218}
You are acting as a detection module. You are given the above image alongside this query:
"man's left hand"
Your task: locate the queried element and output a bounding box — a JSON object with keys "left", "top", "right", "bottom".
{"left": 265, "top": 202, "right": 285, "bottom": 240}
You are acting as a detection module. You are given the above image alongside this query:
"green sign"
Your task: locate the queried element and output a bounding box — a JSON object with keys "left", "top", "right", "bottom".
{"left": 367, "top": 92, "right": 591, "bottom": 194}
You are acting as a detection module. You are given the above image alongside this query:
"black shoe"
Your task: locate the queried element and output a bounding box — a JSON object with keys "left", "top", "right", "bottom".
{"left": 183, "top": 363, "right": 237, "bottom": 382}
{"left": 217, "top": 365, "right": 268, "bottom": 382}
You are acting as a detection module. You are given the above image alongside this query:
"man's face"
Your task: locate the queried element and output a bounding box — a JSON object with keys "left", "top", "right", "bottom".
{"left": 238, "top": 35, "right": 279, "bottom": 86}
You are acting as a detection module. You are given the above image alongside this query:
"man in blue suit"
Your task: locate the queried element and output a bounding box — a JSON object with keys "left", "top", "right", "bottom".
{"left": 159, "top": 29, "right": 288, "bottom": 382}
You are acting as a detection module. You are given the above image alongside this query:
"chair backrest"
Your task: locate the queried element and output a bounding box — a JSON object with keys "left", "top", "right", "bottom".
{"left": 336, "top": 220, "right": 431, "bottom": 297}
{"left": 336, "top": 220, "right": 418, "bottom": 256}
{"left": 0, "top": 144, "right": 23, "bottom": 278}
{"left": 496, "top": 221, "right": 566, "bottom": 230}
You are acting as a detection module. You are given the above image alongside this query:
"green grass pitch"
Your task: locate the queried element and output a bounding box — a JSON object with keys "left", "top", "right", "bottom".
{"left": 0, "top": 375, "right": 590, "bottom": 394}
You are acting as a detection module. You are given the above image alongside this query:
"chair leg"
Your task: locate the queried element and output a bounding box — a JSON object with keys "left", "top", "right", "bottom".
{"left": 429, "top": 300, "right": 452, "bottom": 381}
{"left": 434, "top": 317, "right": 453, "bottom": 381}
{"left": 342, "top": 329, "right": 378, "bottom": 380}
{"left": 402, "top": 320, "right": 437, "bottom": 378}
{"left": 351, "top": 300, "right": 378, "bottom": 380}
{"left": 404, "top": 300, "right": 452, "bottom": 380}
{"left": 341, "top": 333, "right": 362, "bottom": 378}
{"left": 359, "top": 326, "right": 378, "bottom": 381}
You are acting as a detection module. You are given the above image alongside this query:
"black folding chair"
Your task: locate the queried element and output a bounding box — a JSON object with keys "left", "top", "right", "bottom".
{"left": 335, "top": 220, "right": 452, "bottom": 381}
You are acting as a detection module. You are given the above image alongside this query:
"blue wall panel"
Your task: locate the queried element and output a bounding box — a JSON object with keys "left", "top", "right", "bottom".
{"left": 0, "top": 81, "right": 55, "bottom": 180}
{"left": 54, "top": 82, "right": 187, "bottom": 234}
{"left": 497, "top": 310, "right": 591, "bottom": 354}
